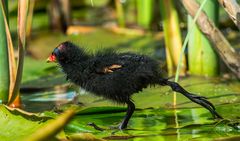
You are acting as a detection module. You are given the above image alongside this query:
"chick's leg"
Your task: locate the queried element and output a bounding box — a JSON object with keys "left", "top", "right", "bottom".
{"left": 119, "top": 100, "right": 135, "bottom": 129}
{"left": 165, "top": 80, "right": 222, "bottom": 119}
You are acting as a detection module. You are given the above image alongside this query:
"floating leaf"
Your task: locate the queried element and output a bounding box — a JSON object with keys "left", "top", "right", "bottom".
{"left": 0, "top": 105, "right": 51, "bottom": 141}
{"left": 24, "top": 107, "right": 76, "bottom": 141}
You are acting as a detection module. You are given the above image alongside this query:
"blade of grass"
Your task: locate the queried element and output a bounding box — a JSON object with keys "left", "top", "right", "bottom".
{"left": 8, "top": 0, "right": 29, "bottom": 104}
{"left": 0, "top": 1, "right": 17, "bottom": 102}
{"left": 165, "top": 47, "right": 174, "bottom": 76}
{"left": 0, "top": 0, "right": 9, "bottom": 104}
{"left": 24, "top": 108, "right": 76, "bottom": 141}
{"left": 26, "top": 0, "right": 35, "bottom": 40}
{"left": 115, "top": 0, "right": 125, "bottom": 28}
{"left": 174, "top": 0, "right": 208, "bottom": 83}
{"left": 6, "top": 20, "right": 16, "bottom": 102}
{"left": 173, "top": 0, "right": 207, "bottom": 107}
{"left": 159, "top": 0, "right": 186, "bottom": 77}
{"left": 1, "top": 0, "right": 8, "bottom": 21}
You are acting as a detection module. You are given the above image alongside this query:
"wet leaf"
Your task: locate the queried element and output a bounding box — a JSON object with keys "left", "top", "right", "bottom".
{"left": 0, "top": 105, "right": 51, "bottom": 141}
{"left": 24, "top": 107, "right": 76, "bottom": 141}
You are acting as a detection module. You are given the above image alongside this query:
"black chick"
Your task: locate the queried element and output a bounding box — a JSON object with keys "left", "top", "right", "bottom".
{"left": 47, "top": 41, "right": 222, "bottom": 129}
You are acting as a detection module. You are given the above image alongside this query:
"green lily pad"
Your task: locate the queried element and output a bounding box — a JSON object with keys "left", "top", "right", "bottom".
{"left": 0, "top": 105, "right": 52, "bottom": 141}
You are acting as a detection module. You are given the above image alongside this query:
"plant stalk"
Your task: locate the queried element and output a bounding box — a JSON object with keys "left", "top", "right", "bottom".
{"left": 137, "top": 0, "right": 153, "bottom": 29}
{"left": 188, "top": 0, "right": 219, "bottom": 77}
{"left": 0, "top": 0, "right": 9, "bottom": 104}
{"left": 160, "top": 0, "right": 186, "bottom": 77}
{"left": 8, "top": 0, "right": 29, "bottom": 104}
{"left": 115, "top": 0, "right": 125, "bottom": 28}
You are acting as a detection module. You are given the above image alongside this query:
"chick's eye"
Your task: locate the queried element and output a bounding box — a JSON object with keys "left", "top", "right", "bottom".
{"left": 53, "top": 48, "right": 60, "bottom": 57}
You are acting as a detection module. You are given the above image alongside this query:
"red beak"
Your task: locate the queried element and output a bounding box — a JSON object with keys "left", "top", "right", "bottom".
{"left": 47, "top": 54, "right": 56, "bottom": 63}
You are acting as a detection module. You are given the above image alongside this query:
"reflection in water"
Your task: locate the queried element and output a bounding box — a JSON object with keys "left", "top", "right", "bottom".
{"left": 65, "top": 107, "right": 220, "bottom": 141}
{"left": 21, "top": 90, "right": 76, "bottom": 112}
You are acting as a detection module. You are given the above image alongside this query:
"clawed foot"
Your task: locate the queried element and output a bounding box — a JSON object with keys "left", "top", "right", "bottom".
{"left": 187, "top": 93, "right": 223, "bottom": 119}
{"left": 87, "top": 122, "right": 106, "bottom": 131}
{"left": 166, "top": 81, "right": 223, "bottom": 120}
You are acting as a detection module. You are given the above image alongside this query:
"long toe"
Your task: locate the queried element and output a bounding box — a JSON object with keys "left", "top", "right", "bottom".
{"left": 87, "top": 122, "right": 105, "bottom": 131}
{"left": 189, "top": 93, "right": 207, "bottom": 99}
{"left": 191, "top": 96, "right": 223, "bottom": 119}
{"left": 213, "top": 111, "right": 223, "bottom": 119}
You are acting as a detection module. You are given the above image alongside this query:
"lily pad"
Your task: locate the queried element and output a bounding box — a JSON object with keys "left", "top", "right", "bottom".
{"left": 0, "top": 105, "right": 51, "bottom": 141}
